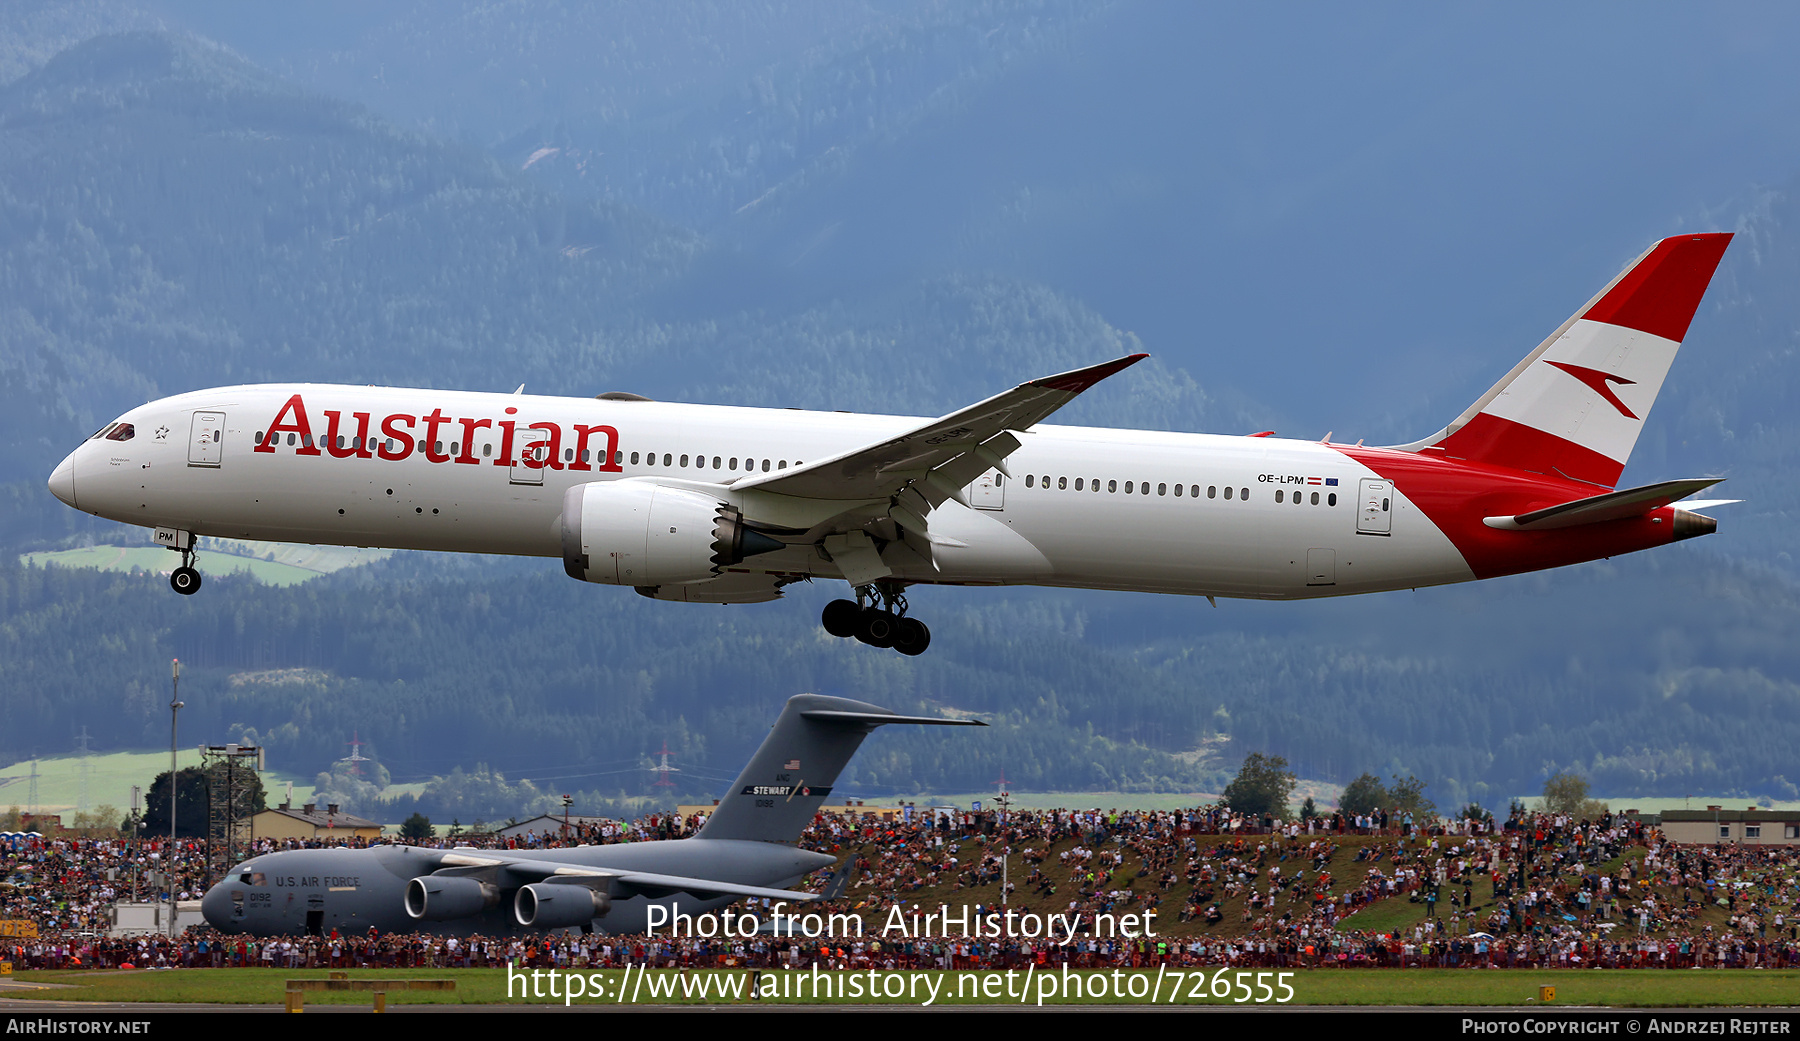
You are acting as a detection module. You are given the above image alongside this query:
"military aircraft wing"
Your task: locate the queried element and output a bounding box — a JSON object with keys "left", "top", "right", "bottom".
{"left": 436, "top": 851, "right": 822, "bottom": 901}
{"left": 566, "top": 867, "right": 823, "bottom": 903}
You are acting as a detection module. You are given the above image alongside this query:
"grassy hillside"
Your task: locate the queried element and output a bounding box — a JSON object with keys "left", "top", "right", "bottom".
{"left": 0, "top": 747, "right": 314, "bottom": 817}
{"left": 20, "top": 538, "right": 391, "bottom": 587}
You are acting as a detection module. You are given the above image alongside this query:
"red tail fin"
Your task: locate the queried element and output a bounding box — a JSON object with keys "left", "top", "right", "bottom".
{"left": 1404, "top": 234, "right": 1731, "bottom": 488}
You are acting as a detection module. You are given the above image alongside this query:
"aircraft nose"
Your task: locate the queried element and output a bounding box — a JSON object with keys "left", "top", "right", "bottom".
{"left": 201, "top": 882, "right": 233, "bottom": 931}
{"left": 48, "top": 452, "right": 76, "bottom": 508}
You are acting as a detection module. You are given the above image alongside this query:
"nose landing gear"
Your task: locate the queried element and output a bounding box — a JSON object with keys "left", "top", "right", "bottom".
{"left": 821, "top": 583, "right": 931, "bottom": 656}
{"left": 166, "top": 536, "right": 202, "bottom": 595}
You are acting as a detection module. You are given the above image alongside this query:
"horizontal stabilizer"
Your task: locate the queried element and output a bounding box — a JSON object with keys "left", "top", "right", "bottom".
{"left": 1483, "top": 478, "right": 1724, "bottom": 531}
{"left": 800, "top": 708, "right": 987, "bottom": 729}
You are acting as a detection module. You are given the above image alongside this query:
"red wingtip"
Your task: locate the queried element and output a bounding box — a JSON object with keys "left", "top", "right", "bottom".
{"left": 1031, "top": 353, "right": 1149, "bottom": 394}
{"left": 1582, "top": 233, "right": 1732, "bottom": 343}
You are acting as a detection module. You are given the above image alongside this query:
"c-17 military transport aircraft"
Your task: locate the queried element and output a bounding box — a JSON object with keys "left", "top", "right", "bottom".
{"left": 202, "top": 693, "right": 982, "bottom": 937}
{"left": 53, "top": 235, "right": 1735, "bottom": 655}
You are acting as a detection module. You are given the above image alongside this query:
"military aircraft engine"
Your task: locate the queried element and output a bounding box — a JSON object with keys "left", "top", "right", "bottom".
{"left": 405, "top": 876, "right": 500, "bottom": 921}
{"left": 560, "top": 481, "right": 785, "bottom": 587}
{"left": 514, "top": 883, "right": 612, "bottom": 928}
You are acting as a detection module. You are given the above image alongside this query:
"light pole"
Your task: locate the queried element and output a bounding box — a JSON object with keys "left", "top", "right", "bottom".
{"left": 129, "top": 784, "right": 141, "bottom": 903}
{"left": 995, "top": 775, "right": 1011, "bottom": 906}
{"left": 168, "top": 657, "right": 183, "bottom": 937}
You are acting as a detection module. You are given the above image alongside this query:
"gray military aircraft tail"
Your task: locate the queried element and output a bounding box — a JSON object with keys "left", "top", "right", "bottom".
{"left": 697, "top": 694, "right": 983, "bottom": 842}
{"left": 201, "top": 693, "right": 983, "bottom": 936}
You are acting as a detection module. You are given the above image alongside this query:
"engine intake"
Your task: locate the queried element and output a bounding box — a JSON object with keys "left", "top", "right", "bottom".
{"left": 561, "top": 482, "right": 784, "bottom": 586}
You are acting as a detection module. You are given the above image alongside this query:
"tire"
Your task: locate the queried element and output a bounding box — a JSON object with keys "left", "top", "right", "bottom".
{"left": 171, "top": 567, "right": 202, "bottom": 595}
{"left": 894, "top": 617, "right": 931, "bottom": 656}
{"left": 855, "top": 609, "right": 896, "bottom": 648}
{"left": 821, "top": 599, "right": 861, "bottom": 638}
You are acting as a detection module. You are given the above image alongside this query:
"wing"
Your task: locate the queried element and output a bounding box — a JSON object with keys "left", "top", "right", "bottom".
{"left": 734, "top": 354, "right": 1147, "bottom": 504}
{"left": 551, "top": 867, "right": 822, "bottom": 903}
{"left": 437, "top": 852, "right": 820, "bottom": 902}
{"left": 726, "top": 355, "right": 1146, "bottom": 580}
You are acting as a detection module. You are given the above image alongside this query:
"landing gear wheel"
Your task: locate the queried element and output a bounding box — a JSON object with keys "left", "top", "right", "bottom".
{"left": 170, "top": 566, "right": 202, "bottom": 595}
{"left": 840, "top": 581, "right": 931, "bottom": 654}
{"left": 821, "top": 599, "right": 861, "bottom": 638}
{"left": 893, "top": 616, "right": 931, "bottom": 656}
{"left": 855, "top": 608, "right": 897, "bottom": 648}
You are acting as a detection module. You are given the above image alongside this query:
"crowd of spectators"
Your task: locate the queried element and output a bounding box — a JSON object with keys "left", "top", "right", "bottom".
{"left": 5, "top": 803, "right": 1798, "bottom": 973}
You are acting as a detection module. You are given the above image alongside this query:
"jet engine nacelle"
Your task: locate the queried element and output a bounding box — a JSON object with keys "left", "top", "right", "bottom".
{"left": 561, "top": 481, "right": 786, "bottom": 587}
{"left": 404, "top": 875, "right": 500, "bottom": 921}
{"left": 514, "top": 883, "right": 612, "bottom": 928}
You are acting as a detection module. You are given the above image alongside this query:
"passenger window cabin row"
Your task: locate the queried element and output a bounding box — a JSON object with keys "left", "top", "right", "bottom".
{"left": 618, "top": 452, "right": 803, "bottom": 472}
{"left": 237, "top": 430, "right": 1344, "bottom": 506}
{"left": 1020, "top": 474, "right": 1337, "bottom": 507}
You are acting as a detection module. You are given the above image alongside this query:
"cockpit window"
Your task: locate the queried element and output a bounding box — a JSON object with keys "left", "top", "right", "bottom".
{"left": 240, "top": 871, "right": 266, "bottom": 886}
{"left": 104, "top": 423, "right": 135, "bottom": 442}
{"left": 89, "top": 422, "right": 118, "bottom": 440}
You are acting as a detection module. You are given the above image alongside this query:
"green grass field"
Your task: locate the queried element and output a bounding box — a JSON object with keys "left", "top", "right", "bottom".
{"left": 23, "top": 546, "right": 315, "bottom": 587}
{"left": 7, "top": 966, "right": 1798, "bottom": 1007}
{"left": 18, "top": 538, "right": 391, "bottom": 588}
{"left": 0, "top": 748, "right": 319, "bottom": 819}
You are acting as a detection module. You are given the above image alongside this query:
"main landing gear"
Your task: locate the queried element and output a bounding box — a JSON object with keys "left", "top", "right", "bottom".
{"left": 821, "top": 583, "right": 931, "bottom": 656}
{"left": 169, "top": 540, "right": 202, "bottom": 596}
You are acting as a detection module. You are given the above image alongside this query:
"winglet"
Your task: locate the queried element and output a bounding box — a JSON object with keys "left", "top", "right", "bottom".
{"left": 1028, "top": 353, "right": 1148, "bottom": 394}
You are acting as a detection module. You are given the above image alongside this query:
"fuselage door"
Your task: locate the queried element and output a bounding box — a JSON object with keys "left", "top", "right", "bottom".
{"left": 511, "top": 432, "right": 549, "bottom": 486}
{"left": 1356, "top": 479, "right": 1393, "bottom": 536}
{"left": 968, "top": 470, "right": 1006, "bottom": 511}
{"left": 188, "top": 412, "right": 225, "bottom": 467}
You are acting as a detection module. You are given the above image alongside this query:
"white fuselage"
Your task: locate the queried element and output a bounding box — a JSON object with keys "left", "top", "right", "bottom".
{"left": 52, "top": 383, "right": 1479, "bottom": 600}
